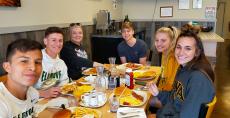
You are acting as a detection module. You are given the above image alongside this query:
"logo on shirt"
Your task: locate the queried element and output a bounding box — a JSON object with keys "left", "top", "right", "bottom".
{"left": 31, "top": 99, "right": 36, "bottom": 103}
{"left": 13, "top": 107, "right": 34, "bottom": 118}
{"left": 41, "top": 70, "right": 61, "bottom": 82}
{"left": 172, "top": 80, "right": 185, "bottom": 101}
{"left": 75, "top": 48, "right": 88, "bottom": 59}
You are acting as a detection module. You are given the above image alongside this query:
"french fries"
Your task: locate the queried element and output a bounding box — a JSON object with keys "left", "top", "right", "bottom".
{"left": 73, "top": 107, "right": 99, "bottom": 118}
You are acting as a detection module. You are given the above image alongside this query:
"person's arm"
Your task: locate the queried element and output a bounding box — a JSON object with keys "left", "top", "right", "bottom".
{"left": 38, "top": 87, "right": 61, "bottom": 98}
{"left": 139, "top": 57, "right": 147, "bottom": 65}
{"left": 148, "top": 82, "right": 171, "bottom": 108}
{"left": 179, "top": 71, "right": 215, "bottom": 118}
{"left": 120, "top": 57, "right": 127, "bottom": 64}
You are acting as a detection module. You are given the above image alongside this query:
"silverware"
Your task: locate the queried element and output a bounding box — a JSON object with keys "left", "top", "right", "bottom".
{"left": 119, "top": 110, "right": 141, "bottom": 115}
{"left": 120, "top": 114, "right": 140, "bottom": 118}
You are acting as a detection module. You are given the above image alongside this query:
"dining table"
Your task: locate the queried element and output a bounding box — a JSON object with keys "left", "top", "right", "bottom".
{"left": 37, "top": 65, "right": 161, "bottom": 118}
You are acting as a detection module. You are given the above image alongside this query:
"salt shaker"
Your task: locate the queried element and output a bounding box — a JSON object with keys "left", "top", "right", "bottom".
{"left": 110, "top": 95, "right": 119, "bottom": 113}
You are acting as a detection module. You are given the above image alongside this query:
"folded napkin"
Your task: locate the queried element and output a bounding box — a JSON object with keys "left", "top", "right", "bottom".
{"left": 117, "top": 107, "right": 146, "bottom": 118}
{"left": 34, "top": 97, "right": 69, "bottom": 117}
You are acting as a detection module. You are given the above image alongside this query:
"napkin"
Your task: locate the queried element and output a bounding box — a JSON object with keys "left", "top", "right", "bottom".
{"left": 34, "top": 97, "right": 69, "bottom": 117}
{"left": 117, "top": 107, "right": 146, "bottom": 118}
{"left": 84, "top": 75, "right": 96, "bottom": 83}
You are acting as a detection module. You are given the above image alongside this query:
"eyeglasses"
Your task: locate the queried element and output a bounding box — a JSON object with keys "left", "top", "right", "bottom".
{"left": 69, "top": 23, "right": 82, "bottom": 27}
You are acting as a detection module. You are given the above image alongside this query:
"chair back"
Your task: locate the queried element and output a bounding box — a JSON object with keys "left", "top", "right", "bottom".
{"left": 206, "top": 96, "right": 217, "bottom": 118}
{"left": 199, "top": 96, "right": 217, "bottom": 118}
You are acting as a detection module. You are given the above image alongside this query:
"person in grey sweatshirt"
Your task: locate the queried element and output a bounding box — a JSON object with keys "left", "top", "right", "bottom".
{"left": 148, "top": 28, "right": 215, "bottom": 118}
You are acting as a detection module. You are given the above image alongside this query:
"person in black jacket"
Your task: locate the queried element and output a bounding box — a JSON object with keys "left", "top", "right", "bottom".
{"left": 60, "top": 23, "right": 102, "bottom": 80}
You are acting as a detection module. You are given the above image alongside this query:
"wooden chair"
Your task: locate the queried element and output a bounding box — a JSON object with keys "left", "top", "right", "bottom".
{"left": 0, "top": 74, "right": 7, "bottom": 82}
{"left": 199, "top": 96, "right": 217, "bottom": 118}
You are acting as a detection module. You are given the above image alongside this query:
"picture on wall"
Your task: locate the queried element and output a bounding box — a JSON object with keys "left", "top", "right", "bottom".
{"left": 160, "top": 6, "right": 173, "bottom": 17}
{"left": 0, "top": 0, "right": 21, "bottom": 7}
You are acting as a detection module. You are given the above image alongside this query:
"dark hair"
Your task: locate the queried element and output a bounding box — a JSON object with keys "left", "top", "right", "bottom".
{"left": 176, "top": 30, "right": 215, "bottom": 82}
{"left": 5, "top": 38, "right": 43, "bottom": 61}
{"left": 45, "top": 27, "right": 64, "bottom": 38}
{"left": 121, "top": 21, "right": 134, "bottom": 30}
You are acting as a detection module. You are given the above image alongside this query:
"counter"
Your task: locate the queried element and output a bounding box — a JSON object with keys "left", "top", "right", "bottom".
{"left": 198, "top": 32, "right": 224, "bottom": 57}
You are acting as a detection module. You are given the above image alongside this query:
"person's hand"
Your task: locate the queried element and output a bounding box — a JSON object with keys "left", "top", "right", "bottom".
{"left": 147, "top": 82, "right": 159, "bottom": 96}
{"left": 39, "top": 87, "right": 61, "bottom": 98}
{"left": 93, "top": 62, "right": 103, "bottom": 67}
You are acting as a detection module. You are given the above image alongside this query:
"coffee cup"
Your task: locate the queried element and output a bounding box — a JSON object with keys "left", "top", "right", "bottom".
{"left": 81, "top": 93, "right": 90, "bottom": 106}
{"left": 89, "top": 93, "right": 98, "bottom": 106}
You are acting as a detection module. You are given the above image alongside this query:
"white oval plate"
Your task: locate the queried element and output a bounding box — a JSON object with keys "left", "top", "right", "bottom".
{"left": 109, "top": 90, "right": 147, "bottom": 107}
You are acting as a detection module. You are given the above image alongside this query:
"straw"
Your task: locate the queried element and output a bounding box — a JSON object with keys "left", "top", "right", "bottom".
{"left": 118, "top": 86, "right": 127, "bottom": 100}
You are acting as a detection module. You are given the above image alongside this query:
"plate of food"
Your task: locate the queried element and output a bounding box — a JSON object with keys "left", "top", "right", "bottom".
{"left": 83, "top": 75, "right": 96, "bottom": 83}
{"left": 82, "top": 68, "right": 97, "bottom": 75}
{"left": 134, "top": 70, "right": 157, "bottom": 81}
{"left": 111, "top": 86, "right": 147, "bottom": 107}
{"left": 61, "top": 82, "right": 78, "bottom": 94}
{"left": 67, "top": 107, "right": 102, "bottom": 118}
{"left": 124, "top": 63, "right": 142, "bottom": 70}
{"left": 73, "top": 85, "right": 94, "bottom": 98}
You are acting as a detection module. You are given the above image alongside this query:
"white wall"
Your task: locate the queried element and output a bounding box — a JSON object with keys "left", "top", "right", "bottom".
{"left": 122, "top": 0, "right": 217, "bottom": 21}
{"left": 0, "top": 0, "right": 122, "bottom": 33}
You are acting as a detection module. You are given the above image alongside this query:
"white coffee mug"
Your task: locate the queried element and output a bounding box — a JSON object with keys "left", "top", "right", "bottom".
{"left": 81, "top": 93, "right": 90, "bottom": 106}
{"left": 89, "top": 94, "right": 98, "bottom": 106}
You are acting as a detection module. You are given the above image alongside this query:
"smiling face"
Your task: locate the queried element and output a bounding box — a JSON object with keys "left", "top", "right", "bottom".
{"left": 70, "top": 26, "right": 83, "bottom": 45}
{"left": 155, "top": 32, "right": 171, "bottom": 53}
{"left": 44, "top": 33, "right": 63, "bottom": 58}
{"left": 175, "top": 36, "right": 197, "bottom": 66}
{"left": 3, "top": 50, "right": 42, "bottom": 87}
{"left": 122, "top": 28, "right": 134, "bottom": 42}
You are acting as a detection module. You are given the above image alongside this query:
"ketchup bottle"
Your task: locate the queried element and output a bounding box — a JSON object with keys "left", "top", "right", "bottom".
{"left": 125, "top": 68, "right": 134, "bottom": 89}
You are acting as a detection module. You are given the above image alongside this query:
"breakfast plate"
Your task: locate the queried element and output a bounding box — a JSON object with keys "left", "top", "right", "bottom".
{"left": 60, "top": 82, "right": 77, "bottom": 94}
{"left": 123, "top": 63, "right": 142, "bottom": 70}
{"left": 83, "top": 75, "right": 96, "bottom": 83}
{"left": 82, "top": 68, "right": 97, "bottom": 75}
{"left": 110, "top": 87, "right": 147, "bottom": 107}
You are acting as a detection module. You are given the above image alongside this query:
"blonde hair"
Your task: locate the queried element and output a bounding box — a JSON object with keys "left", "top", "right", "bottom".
{"left": 156, "top": 26, "right": 179, "bottom": 55}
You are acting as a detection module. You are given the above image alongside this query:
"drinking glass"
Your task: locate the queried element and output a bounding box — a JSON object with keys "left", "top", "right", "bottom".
{"left": 108, "top": 57, "right": 116, "bottom": 65}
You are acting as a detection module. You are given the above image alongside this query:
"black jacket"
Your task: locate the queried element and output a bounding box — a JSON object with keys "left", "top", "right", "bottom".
{"left": 60, "top": 41, "right": 93, "bottom": 80}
